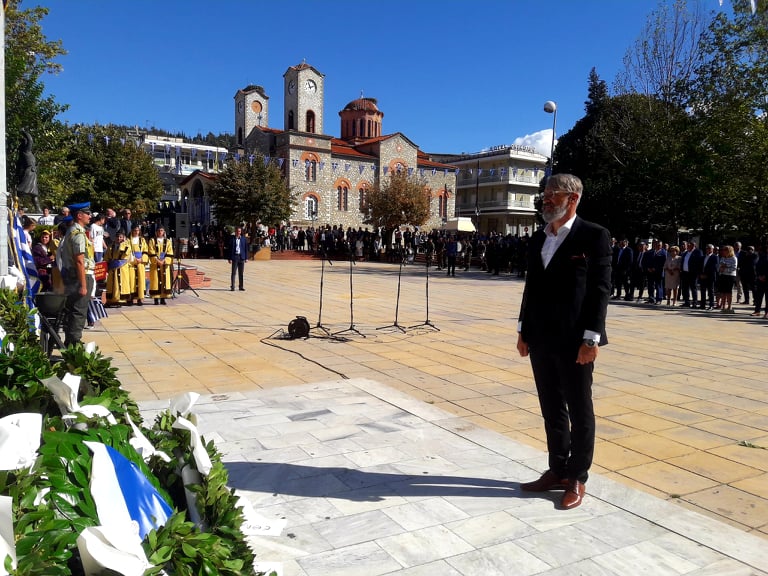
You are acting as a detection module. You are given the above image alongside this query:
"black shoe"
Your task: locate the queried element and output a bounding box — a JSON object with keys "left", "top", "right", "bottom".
{"left": 230, "top": 287, "right": 235, "bottom": 291}
{"left": 239, "top": 287, "right": 245, "bottom": 291}
{"left": 160, "top": 299, "right": 167, "bottom": 305}
{"left": 136, "top": 300, "right": 143, "bottom": 306}
{"left": 154, "top": 299, "right": 159, "bottom": 305}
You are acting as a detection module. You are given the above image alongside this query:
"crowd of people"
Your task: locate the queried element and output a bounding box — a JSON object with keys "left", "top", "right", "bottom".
{"left": 24, "top": 204, "right": 179, "bottom": 348}
{"left": 23, "top": 199, "right": 767, "bottom": 352}
{"left": 610, "top": 238, "right": 768, "bottom": 317}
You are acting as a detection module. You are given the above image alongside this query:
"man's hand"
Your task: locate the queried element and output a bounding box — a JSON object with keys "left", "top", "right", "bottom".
{"left": 516, "top": 332, "right": 529, "bottom": 357}
{"left": 576, "top": 343, "right": 598, "bottom": 365}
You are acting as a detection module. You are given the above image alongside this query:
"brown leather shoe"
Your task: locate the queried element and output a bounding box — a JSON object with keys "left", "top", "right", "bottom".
{"left": 560, "top": 480, "right": 586, "bottom": 509}
{"left": 520, "top": 470, "right": 569, "bottom": 492}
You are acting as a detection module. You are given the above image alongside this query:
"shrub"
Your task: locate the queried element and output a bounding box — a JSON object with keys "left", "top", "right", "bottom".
{"left": 0, "top": 289, "right": 266, "bottom": 575}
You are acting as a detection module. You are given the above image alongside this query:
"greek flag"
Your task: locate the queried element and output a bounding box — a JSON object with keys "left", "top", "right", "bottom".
{"left": 85, "top": 441, "right": 173, "bottom": 539}
{"left": 11, "top": 212, "right": 40, "bottom": 307}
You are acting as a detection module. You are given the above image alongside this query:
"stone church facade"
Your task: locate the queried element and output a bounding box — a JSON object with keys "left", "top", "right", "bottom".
{"left": 233, "top": 62, "right": 456, "bottom": 230}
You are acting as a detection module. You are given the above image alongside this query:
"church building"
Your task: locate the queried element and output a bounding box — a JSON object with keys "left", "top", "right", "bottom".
{"left": 230, "top": 62, "right": 456, "bottom": 230}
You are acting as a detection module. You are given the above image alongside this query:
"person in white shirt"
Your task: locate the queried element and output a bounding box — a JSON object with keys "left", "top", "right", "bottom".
{"left": 89, "top": 213, "right": 106, "bottom": 263}
{"left": 37, "top": 207, "right": 55, "bottom": 226}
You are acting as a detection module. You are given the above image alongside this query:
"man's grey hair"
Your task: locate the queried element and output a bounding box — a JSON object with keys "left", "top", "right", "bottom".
{"left": 546, "top": 173, "right": 583, "bottom": 196}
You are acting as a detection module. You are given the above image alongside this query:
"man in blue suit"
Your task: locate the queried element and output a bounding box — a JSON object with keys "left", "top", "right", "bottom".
{"left": 516, "top": 174, "right": 612, "bottom": 510}
{"left": 228, "top": 226, "right": 249, "bottom": 291}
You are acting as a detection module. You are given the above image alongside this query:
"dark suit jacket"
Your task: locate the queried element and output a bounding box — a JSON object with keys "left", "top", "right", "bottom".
{"left": 518, "top": 217, "right": 612, "bottom": 353}
{"left": 616, "top": 246, "right": 633, "bottom": 270}
{"left": 682, "top": 248, "right": 704, "bottom": 276}
{"left": 228, "top": 235, "right": 249, "bottom": 261}
{"left": 701, "top": 252, "right": 719, "bottom": 280}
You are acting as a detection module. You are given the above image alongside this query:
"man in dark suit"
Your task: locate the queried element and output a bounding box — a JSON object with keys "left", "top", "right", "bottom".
{"left": 516, "top": 174, "right": 612, "bottom": 510}
{"left": 611, "top": 239, "right": 633, "bottom": 300}
{"left": 699, "top": 243, "right": 718, "bottom": 309}
{"left": 680, "top": 240, "right": 703, "bottom": 307}
{"left": 228, "top": 226, "right": 249, "bottom": 291}
{"left": 645, "top": 240, "right": 667, "bottom": 304}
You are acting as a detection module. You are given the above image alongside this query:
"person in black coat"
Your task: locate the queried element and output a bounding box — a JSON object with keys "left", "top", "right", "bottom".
{"left": 516, "top": 174, "right": 612, "bottom": 510}
{"left": 611, "top": 239, "right": 633, "bottom": 300}
{"left": 227, "top": 226, "right": 249, "bottom": 291}
{"left": 751, "top": 245, "right": 768, "bottom": 317}
{"left": 737, "top": 245, "right": 757, "bottom": 306}
{"left": 680, "top": 241, "right": 704, "bottom": 307}
{"left": 699, "top": 243, "right": 719, "bottom": 309}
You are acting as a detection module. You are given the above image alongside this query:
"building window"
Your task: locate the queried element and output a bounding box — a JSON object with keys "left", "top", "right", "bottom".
{"left": 288, "top": 110, "right": 295, "bottom": 130}
{"left": 337, "top": 186, "right": 348, "bottom": 211}
{"left": 439, "top": 194, "right": 448, "bottom": 218}
{"left": 306, "top": 196, "right": 318, "bottom": 220}
{"left": 306, "top": 111, "right": 315, "bottom": 133}
{"left": 305, "top": 160, "right": 317, "bottom": 182}
{"left": 359, "top": 188, "right": 367, "bottom": 212}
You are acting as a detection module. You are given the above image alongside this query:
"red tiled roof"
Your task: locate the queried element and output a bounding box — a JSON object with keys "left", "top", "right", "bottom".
{"left": 342, "top": 98, "right": 380, "bottom": 112}
{"left": 179, "top": 170, "right": 217, "bottom": 185}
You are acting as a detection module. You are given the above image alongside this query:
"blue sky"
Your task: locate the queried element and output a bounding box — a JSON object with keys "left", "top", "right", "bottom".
{"left": 38, "top": 0, "right": 723, "bottom": 156}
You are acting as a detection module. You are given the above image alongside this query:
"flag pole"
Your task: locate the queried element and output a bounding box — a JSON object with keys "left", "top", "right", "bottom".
{"left": 0, "top": 5, "right": 10, "bottom": 278}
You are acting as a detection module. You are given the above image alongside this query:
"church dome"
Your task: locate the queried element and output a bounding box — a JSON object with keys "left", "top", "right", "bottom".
{"left": 343, "top": 97, "right": 379, "bottom": 112}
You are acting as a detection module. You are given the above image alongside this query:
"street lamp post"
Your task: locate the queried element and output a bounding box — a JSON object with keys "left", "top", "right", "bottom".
{"left": 543, "top": 100, "right": 557, "bottom": 177}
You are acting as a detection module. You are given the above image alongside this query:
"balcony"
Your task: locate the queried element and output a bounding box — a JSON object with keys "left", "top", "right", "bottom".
{"left": 455, "top": 197, "right": 536, "bottom": 213}
{"left": 456, "top": 172, "right": 542, "bottom": 188}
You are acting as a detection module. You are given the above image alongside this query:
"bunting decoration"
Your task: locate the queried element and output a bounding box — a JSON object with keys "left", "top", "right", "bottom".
{"left": 383, "top": 167, "right": 389, "bottom": 175}
{"left": 319, "top": 161, "right": 325, "bottom": 171}
{"left": 331, "top": 162, "right": 338, "bottom": 171}
{"left": 292, "top": 159, "right": 299, "bottom": 167}
{"left": 345, "top": 164, "right": 351, "bottom": 172}
{"left": 359, "top": 165, "right": 365, "bottom": 174}
{"left": 277, "top": 158, "right": 285, "bottom": 168}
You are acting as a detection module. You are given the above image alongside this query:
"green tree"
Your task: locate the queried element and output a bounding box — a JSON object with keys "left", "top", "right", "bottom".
{"left": 208, "top": 153, "right": 294, "bottom": 230}
{"left": 365, "top": 171, "right": 431, "bottom": 229}
{"left": 681, "top": 1, "right": 768, "bottom": 243}
{"left": 65, "top": 124, "right": 163, "bottom": 216}
{"left": 4, "top": 0, "right": 70, "bottom": 206}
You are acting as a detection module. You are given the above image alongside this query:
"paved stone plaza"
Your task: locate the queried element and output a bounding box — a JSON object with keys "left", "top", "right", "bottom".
{"left": 87, "top": 258, "right": 768, "bottom": 574}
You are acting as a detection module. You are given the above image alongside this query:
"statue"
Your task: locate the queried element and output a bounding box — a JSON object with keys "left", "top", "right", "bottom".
{"left": 15, "top": 129, "right": 41, "bottom": 212}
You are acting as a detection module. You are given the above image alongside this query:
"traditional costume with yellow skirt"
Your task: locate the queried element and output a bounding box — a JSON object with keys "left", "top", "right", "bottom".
{"left": 148, "top": 235, "right": 174, "bottom": 303}
{"left": 105, "top": 240, "right": 132, "bottom": 306}
{"left": 128, "top": 235, "right": 149, "bottom": 304}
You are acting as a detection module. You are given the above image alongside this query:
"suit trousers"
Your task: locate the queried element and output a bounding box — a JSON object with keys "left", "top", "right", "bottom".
{"left": 64, "top": 275, "right": 95, "bottom": 347}
{"left": 529, "top": 348, "right": 595, "bottom": 484}
{"left": 230, "top": 255, "right": 245, "bottom": 289}
{"left": 681, "top": 271, "right": 698, "bottom": 305}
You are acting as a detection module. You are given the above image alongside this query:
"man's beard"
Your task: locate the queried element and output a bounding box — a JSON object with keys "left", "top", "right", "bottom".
{"left": 542, "top": 203, "right": 568, "bottom": 223}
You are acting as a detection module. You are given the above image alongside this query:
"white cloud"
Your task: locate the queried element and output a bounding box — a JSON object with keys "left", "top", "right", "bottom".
{"left": 513, "top": 129, "right": 556, "bottom": 157}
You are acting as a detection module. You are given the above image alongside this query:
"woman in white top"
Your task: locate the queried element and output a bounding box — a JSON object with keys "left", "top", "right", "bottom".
{"left": 717, "top": 245, "right": 738, "bottom": 312}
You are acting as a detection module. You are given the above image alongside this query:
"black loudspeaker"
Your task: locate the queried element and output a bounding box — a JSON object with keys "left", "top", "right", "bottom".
{"left": 174, "top": 213, "right": 190, "bottom": 239}
{"left": 288, "top": 316, "right": 310, "bottom": 339}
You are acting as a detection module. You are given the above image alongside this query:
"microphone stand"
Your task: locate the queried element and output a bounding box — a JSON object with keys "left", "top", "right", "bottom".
{"left": 378, "top": 251, "right": 407, "bottom": 333}
{"left": 410, "top": 248, "right": 439, "bottom": 331}
{"left": 171, "top": 237, "right": 199, "bottom": 298}
{"left": 310, "top": 247, "right": 332, "bottom": 336}
{"left": 334, "top": 246, "right": 365, "bottom": 338}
